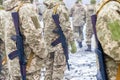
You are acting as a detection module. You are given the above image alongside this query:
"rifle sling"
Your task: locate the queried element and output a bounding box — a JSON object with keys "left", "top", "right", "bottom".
{"left": 26, "top": 52, "right": 34, "bottom": 70}
{"left": 2, "top": 56, "right": 7, "bottom": 65}
{"left": 53, "top": 4, "right": 59, "bottom": 14}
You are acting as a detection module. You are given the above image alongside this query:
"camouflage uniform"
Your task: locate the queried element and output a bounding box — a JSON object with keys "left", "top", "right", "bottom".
{"left": 85, "top": 3, "right": 95, "bottom": 51}
{"left": 0, "top": 6, "right": 9, "bottom": 80}
{"left": 43, "top": 0, "right": 73, "bottom": 80}
{"left": 33, "top": 0, "right": 43, "bottom": 21}
{"left": 3, "top": 0, "right": 47, "bottom": 80}
{"left": 70, "top": 1, "right": 86, "bottom": 47}
{"left": 96, "top": 1, "right": 120, "bottom": 80}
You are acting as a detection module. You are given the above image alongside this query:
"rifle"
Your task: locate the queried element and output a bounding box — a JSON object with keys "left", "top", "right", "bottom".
{"left": 8, "top": 12, "right": 26, "bottom": 80}
{"left": 91, "top": 14, "right": 108, "bottom": 80}
{"left": 51, "top": 14, "right": 70, "bottom": 70}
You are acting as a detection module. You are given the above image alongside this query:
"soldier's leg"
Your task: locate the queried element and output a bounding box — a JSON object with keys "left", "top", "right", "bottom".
{"left": 78, "top": 26, "right": 84, "bottom": 42}
{"left": 44, "top": 52, "right": 54, "bottom": 80}
{"left": 73, "top": 26, "right": 82, "bottom": 48}
{"left": 0, "top": 64, "right": 9, "bottom": 80}
{"left": 73, "top": 26, "right": 80, "bottom": 41}
{"left": 77, "top": 26, "right": 84, "bottom": 48}
{"left": 11, "top": 70, "right": 41, "bottom": 80}
{"left": 105, "top": 56, "right": 118, "bottom": 80}
{"left": 52, "top": 51, "right": 66, "bottom": 80}
{"left": 11, "top": 76, "right": 21, "bottom": 80}
{"left": 26, "top": 70, "right": 41, "bottom": 80}
{"left": 85, "top": 27, "right": 93, "bottom": 51}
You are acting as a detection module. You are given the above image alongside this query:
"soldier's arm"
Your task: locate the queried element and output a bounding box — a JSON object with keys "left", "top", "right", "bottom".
{"left": 96, "top": 1, "right": 120, "bottom": 62}
{"left": 58, "top": 5, "right": 74, "bottom": 43}
{"left": 19, "top": 4, "right": 46, "bottom": 58}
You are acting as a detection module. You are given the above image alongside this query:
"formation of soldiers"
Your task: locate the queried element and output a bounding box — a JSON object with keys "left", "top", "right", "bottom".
{"left": 0, "top": 0, "right": 120, "bottom": 80}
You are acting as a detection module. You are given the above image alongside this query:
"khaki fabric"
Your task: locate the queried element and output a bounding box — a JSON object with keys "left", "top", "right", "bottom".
{"left": 0, "top": 9, "right": 9, "bottom": 80}
{"left": 96, "top": 1, "right": 120, "bottom": 80}
{"left": 43, "top": 0, "right": 73, "bottom": 80}
{"left": 3, "top": 1, "right": 47, "bottom": 79}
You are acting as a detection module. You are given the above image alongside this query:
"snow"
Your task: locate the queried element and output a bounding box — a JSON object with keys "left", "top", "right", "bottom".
{"left": 63, "top": 17, "right": 97, "bottom": 80}
{"left": 64, "top": 47, "right": 97, "bottom": 80}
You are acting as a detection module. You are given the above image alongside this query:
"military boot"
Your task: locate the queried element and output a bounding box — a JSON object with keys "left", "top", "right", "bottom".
{"left": 78, "top": 42, "right": 82, "bottom": 48}
{"left": 85, "top": 45, "right": 92, "bottom": 52}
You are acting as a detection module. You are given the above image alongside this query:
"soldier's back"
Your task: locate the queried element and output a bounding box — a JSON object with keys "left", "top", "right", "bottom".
{"left": 71, "top": 3, "right": 86, "bottom": 26}
{"left": 96, "top": 1, "right": 120, "bottom": 80}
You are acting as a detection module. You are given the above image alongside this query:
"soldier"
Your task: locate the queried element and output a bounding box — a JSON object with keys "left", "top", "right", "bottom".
{"left": 85, "top": 0, "right": 96, "bottom": 52}
{"left": 70, "top": 0, "right": 87, "bottom": 48}
{"left": 96, "top": 0, "right": 120, "bottom": 80}
{"left": 3, "top": 0, "right": 47, "bottom": 80}
{"left": 0, "top": 1, "right": 9, "bottom": 79}
{"left": 43, "top": 0, "right": 75, "bottom": 80}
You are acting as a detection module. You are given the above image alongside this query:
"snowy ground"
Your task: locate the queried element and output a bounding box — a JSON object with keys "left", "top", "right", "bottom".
{"left": 40, "top": 18, "right": 98, "bottom": 80}
{"left": 63, "top": 41, "right": 97, "bottom": 80}
{"left": 40, "top": 40, "right": 97, "bottom": 80}
{"left": 63, "top": 18, "right": 97, "bottom": 80}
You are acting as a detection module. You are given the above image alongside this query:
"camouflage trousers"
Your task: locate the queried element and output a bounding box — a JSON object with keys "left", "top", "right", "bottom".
{"left": 44, "top": 51, "right": 66, "bottom": 80}
{"left": 11, "top": 70, "right": 41, "bottom": 80}
{"left": 73, "top": 26, "right": 84, "bottom": 42}
{"left": 97, "top": 55, "right": 118, "bottom": 80}
{"left": 85, "top": 26, "right": 93, "bottom": 45}
{"left": 0, "top": 64, "right": 9, "bottom": 80}
{"left": 105, "top": 55, "right": 118, "bottom": 80}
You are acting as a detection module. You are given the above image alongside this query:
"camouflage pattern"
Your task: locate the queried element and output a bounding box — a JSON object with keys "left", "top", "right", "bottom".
{"left": 85, "top": 4, "right": 95, "bottom": 45}
{"left": 70, "top": 1, "right": 86, "bottom": 42}
{"left": 96, "top": 1, "right": 120, "bottom": 80}
{"left": 3, "top": 0, "right": 47, "bottom": 79}
{"left": 0, "top": 9, "right": 9, "bottom": 80}
{"left": 43, "top": 0, "right": 73, "bottom": 80}
{"left": 33, "top": 0, "right": 43, "bottom": 21}
{"left": 12, "top": 70, "right": 41, "bottom": 80}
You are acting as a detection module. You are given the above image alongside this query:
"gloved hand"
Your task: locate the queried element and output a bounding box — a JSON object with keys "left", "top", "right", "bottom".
{"left": 70, "top": 41, "right": 77, "bottom": 53}
{"left": 0, "top": 5, "right": 4, "bottom": 10}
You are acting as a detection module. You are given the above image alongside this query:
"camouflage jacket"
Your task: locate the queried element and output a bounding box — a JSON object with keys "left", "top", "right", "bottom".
{"left": 0, "top": 9, "right": 9, "bottom": 79}
{"left": 0, "top": 10, "right": 7, "bottom": 57}
{"left": 43, "top": 0, "right": 73, "bottom": 53}
{"left": 3, "top": 1, "right": 47, "bottom": 76}
{"left": 86, "top": 4, "right": 95, "bottom": 29}
{"left": 96, "top": 1, "right": 120, "bottom": 63}
{"left": 70, "top": 2, "right": 87, "bottom": 26}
